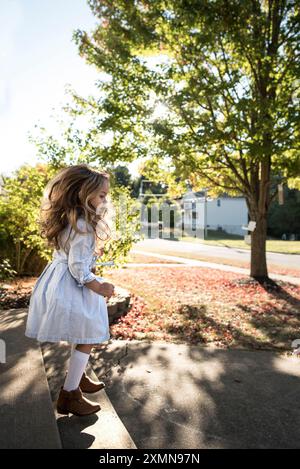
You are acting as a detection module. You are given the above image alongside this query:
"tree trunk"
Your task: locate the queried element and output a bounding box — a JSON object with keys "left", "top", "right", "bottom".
{"left": 250, "top": 212, "right": 268, "bottom": 280}
{"left": 19, "top": 247, "right": 33, "bottom": 275}
{"left": 248, "top": 157, "right": 271, "bottom": 281}
{"left": 15, "top": 240, "right": 21, "bottom": 276}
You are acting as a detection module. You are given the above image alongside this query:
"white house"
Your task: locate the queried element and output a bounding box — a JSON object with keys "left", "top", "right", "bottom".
{"left": 178, "top": 190, "right": 248, "bottom": 238}
{"left": 138, "top": 182, "right": 249, "bottom": 239}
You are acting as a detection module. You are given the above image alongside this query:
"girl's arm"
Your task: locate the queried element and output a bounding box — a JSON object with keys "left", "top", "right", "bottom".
{"left": 68, "top": 218, "right": 114, "bottom": 297}
{"left": 84, "top": 278, "right": 114, "bottom": 298}
{"left": 67, "top": 218, "right": 99, "bottom": 287}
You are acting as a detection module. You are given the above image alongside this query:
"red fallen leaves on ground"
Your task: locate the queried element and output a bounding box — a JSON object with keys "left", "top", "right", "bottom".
{"left": 2, "top": 266, "right": 299, "bottom": 352}
{"left": 106, "top": 266, "right": 300, "bottom": 351}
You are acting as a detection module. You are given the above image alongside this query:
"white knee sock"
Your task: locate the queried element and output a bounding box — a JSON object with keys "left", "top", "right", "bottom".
{"left": 63, "top": 349, "right": 90, "bottom": 392}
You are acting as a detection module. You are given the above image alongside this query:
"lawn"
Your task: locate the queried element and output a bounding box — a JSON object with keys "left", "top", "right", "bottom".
{"left": 2, "top": 263, "right": 299, "bottom": 355}
{"left": 180, "top": 236, "right": 300, "bottom": 254}
{"left": 105, "top": 265, "right": 300, "bottom": 353}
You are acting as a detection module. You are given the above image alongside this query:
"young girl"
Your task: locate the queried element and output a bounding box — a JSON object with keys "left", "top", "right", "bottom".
{"left": 25, "top": 164, "right": 115, "bottom": 417}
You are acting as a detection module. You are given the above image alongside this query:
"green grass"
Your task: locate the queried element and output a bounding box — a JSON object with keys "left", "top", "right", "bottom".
{"left": 149, "top": 227, "right": 300, "bottom": 253}
{"left": 158, "top": 228, "right": 300, "bottom": 254}
{"left": 179, "top": 237, "right": 300, "bottom": 254}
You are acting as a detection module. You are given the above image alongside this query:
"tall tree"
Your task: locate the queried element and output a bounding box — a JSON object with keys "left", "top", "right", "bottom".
{"left": 73, "top": 0, "right": 300, "bottom": 280}
{"left": 110, "top": 164, "right": 132, "bottom": 188}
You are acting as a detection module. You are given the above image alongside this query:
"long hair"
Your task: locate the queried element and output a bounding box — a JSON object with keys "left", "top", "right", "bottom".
{"left": 39, "top": 164, "right": 111, "bottom": 252}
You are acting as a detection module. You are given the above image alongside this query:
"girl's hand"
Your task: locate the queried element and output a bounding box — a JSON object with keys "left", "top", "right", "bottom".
{"left": 97, "top": 281, "right": 115, "bottom": 299}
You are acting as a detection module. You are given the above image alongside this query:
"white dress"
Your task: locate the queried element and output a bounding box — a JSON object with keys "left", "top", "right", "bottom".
{"left": 25, "top": 217, "right": 110, "bottom": 345}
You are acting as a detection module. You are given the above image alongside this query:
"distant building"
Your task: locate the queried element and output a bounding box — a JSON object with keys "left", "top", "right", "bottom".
{"left": 178, "top": 190, "right": 248, "bottom": 237}
{"left": 138, "top": 180, "right": 249, "bottom": 239}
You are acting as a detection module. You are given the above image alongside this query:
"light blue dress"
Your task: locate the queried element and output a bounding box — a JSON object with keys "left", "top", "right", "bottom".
{"left": 25, "top": 217, "right": 110, "bottom": 345}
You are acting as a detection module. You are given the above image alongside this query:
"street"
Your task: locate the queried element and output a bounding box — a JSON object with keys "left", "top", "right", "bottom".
{"left": 133, "top": 238, "right": 300, "bottom": 270}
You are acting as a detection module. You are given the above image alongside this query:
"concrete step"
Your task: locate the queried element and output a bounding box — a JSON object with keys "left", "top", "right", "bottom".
{"left": 91, "top": 339, "right": 300, "bottom": 449}
{"left": 41, "top": 340, "right": 137, "bottom": 449}
{"left": 0, "top": 308, "right": 62, "bottom": 449}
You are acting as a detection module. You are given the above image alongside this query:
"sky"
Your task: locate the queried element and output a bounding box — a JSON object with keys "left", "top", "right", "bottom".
{"left": 0, "top": 0, "right": 140, "bottom": 177}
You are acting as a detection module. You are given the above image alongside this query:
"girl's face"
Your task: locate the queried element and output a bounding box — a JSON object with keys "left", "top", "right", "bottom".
{"left": 90, "top": 179, "right": 110, "bottom": 210}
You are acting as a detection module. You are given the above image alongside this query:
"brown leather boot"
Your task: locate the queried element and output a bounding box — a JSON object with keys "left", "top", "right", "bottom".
{"left": 79, "top": 371, "right": 106, "bottom": 394}
{"left": 56, "top": 387, "right": 101, "bottom": 416}
{"left": 64, "top": 371, "right": 106, "bottom": 394}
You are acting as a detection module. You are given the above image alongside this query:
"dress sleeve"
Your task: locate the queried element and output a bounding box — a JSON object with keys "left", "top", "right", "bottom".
{"left": 67, "top": 218, "right": 98, "bottom": 288}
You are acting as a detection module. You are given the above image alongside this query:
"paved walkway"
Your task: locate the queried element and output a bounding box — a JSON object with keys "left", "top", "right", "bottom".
{"left": 1, "top": 307, "right": 300, "bottom": 448}
{"left": 92, "top": 339, "right": 300, "bottom": 449}
{"left": 0, "top": 308, "right": 136, "bottom": 449}
{"left": 41, "top": 340, "right": 136, "bottom": 449}
{"left": 0, "top": 309, "right": 61, "bottom": 448}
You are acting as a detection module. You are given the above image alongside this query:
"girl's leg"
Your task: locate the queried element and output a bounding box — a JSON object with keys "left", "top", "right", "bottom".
{"left": 63, "top": 343, "right": 93, "bottom": 392}
{"left": 76, "top": 344, "right": 94, "bottom": 354}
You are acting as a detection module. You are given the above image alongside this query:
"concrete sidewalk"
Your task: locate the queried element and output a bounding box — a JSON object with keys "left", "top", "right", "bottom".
{"left": 91, "top": 339, "right": 300, "bottom": 449}
{"left": 0, "top": 308, "right": 61, "bottom": 449}
{"left": 0, "top": 308, "right": 136, "bottom": 449}
{"left": 2, "top": 306, "right": 300, "bottom": 449}
{"left": 41, "top": 340, "right": 137, "bottom": 449}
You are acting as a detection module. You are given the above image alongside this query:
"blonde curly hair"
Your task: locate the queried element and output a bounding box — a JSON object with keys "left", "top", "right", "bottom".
{"left": 39, "top": 163, "right": 111, "bottom": 251}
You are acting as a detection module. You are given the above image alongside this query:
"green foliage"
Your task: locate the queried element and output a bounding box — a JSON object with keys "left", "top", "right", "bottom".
{"left": 110, "top": 164, "right": 132, "bottom": 188}
{"left": 0, "top": 164, "right": 55, "bottom": 277}
{"left": 288, "top": 176, "right": 300, "bottom": 191}
{"left": 0, "top": 259, "right": 17, "bottom": 281}
{"left": 0, "top": 162, "right": 141, "bottom": 280}
{"left": 96, "top": 184, "right": 141, "bottom": 275}
{"left": 72, "top": 0, "right": 299, "bottom": 206}
{"left": 267, "top": 187, "right": 300, "bottom": 238}
{"left": 19, "top": 1, "right": 299, "bottom": 280}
